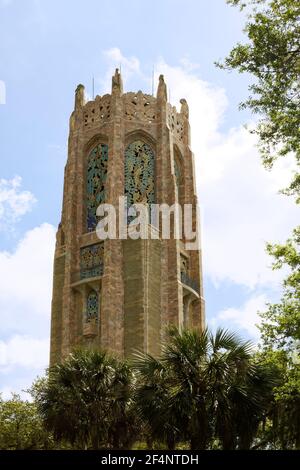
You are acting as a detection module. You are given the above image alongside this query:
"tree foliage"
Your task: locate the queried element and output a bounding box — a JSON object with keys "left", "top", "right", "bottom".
{"left": 218, "top": 0, "right": 300, "bottom": 450}
{"left": 258, "top": 226, "right": 300, "bottom": 449}
{"left": 33, "top": 350, "right": 138, "bottom": 449}
{"left": 1, "top": 331, "right": 296, "bottom": 450}
{"left": 0, "top": 393, "right": 53, "bottom": 450}
{"left": 134, "top": 327, "right": 277, "bottom": 450}
{"left": 259, "top": 225, "right": 300, "bottom": 350}
{"left": 218, "top": 0, "right": 300, "bottom": 201}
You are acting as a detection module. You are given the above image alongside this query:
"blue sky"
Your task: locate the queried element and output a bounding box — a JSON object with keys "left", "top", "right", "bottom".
{"left": 0, "top": 0, "right": 298, "bottom": 398}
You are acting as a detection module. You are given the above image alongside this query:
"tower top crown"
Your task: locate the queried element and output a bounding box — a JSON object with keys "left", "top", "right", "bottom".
{"left": 72, "top": 71, "right": 189, "bottom": 146}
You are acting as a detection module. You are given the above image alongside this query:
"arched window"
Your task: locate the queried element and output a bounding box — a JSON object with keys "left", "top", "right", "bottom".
{"left": 86, "top": 143, "right": 108, "bottom": 232}
{"left": 86, "top": 290, "right": 98, "bottom": 322}
{"left": 124, "top": 140, "right": 155, "bottom": 208}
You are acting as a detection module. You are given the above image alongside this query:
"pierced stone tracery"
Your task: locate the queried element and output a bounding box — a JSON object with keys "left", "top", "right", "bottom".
{"left": 168, "top": 104, "right": 184, "bottom": 142}
{"left": 124, "top": 92, "right": 156, "bottom": 122}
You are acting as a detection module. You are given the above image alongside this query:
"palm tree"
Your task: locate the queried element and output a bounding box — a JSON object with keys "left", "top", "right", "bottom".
{"left": 134, "top": 327, "right": 275, "bottom": 450}
{"left": 35, "top": 349, "right": 138, "bottom": 449}
{"left": 133, "top": 354, "right": 186, "bottom": 450}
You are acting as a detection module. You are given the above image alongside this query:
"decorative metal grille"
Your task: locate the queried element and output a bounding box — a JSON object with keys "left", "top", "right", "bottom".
{"left": 124, "top": 140, "right": 155, "bottom": 208}
{"left": 80, "top": 243, "right": 104, "bottom": 279}
{"left": 86, "top": 291, "right": 98, "bottom": 322}
{"left": 86, "top": 143, "right": 108, "bottom": 231}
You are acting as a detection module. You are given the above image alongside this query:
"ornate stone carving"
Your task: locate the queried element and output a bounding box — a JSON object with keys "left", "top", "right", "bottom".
{"left": 83, "top": 94, "right": 111, "bottom": 128}
{"left": 75, "top": 84, "right": 85, "bottom": 110}
{"left": 167, "top": 104, "right": 184, "bottom": 143}
{"left": 112, "top": 68, "right": 123, "bottom": 94}
{"left": 124, "top": 91, "right": 156, "bottom": 122}
{"left": 157, "top": 74, "right": 167, "bottom": 101}
{"left": 180, "top": 98, "right": 189, "bottom": 119}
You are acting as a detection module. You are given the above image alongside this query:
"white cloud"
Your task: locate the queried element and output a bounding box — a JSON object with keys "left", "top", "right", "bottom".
{"left": 100, "top": 48, "right": 142, "bottom": 95}
{"left": 0, "top": 176, "right": 36, "bottom": 230}
{"left": 211, "top": 294, "right": 268, "bottom": 341}
{"left": 0, "top": 223, "right": 55, "bottom": 395}
{"left": 199, "top": 130, "right": 297, "bottom": 288}
{"left": 0, "top": 223, "right": 56, "bottom": 336}
{"left": 155, "top": 58, "right": 228, "bottom": 157}
{"left": 0, "top": 335, "right": 49, "bottom": 372}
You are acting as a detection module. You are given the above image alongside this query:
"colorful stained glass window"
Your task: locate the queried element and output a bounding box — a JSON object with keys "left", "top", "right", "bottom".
{"left": 124, "top": 140, "right": 155, "bottom": 209}
{"left": 86, "top": 291, "right": 98, "bottom": 322}
{"left": 87, "top": 144, "right": 108, "bottom": 232}
{"left": 80, "top": 243, "right": 104, "bottom": 279}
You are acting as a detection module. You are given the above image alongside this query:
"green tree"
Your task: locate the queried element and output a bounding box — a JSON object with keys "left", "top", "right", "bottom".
{"left": 33, "top": 350, "right": 138, "bottom": 449}
{"left": 133, "top": 354, "right": 186, "bottom": 450}
{"left": 218, "top": 0, "right": 300, "bottom": 201}
{"left": 134, "top": 327, "right": 276, "bottom": 450}
{"left": 258, "top": 227, "right": 300, "bottom": 449}
{"left": 219, "top": 0, "right": 300, "bottom": 449}
{"left": 260, "top": 226, "right": 300, "bottom": 349}
{"left": 0, "top": 393, "right": 53, "bottom": 450}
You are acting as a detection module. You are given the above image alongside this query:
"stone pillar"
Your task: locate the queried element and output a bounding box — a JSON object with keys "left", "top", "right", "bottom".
{"left": 100, "top": 69, "right": 125, "bottom": 355}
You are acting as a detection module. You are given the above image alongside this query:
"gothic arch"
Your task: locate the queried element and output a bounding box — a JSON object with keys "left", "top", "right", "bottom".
{"left": 83, "top": 133, "right": 108, "bottom": 155}
{"left": 125, "top": 129, "right": 156, "bottom": 149}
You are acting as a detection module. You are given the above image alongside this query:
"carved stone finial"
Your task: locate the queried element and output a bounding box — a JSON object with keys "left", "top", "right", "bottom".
{"left": 112, "top": 68, "right": 123, "bottom": 95}
{"left": 74, "top": 84, "right": 85, "bottom": 110}
{"left": 156, "top": 74, "right": 167, "bottom": 101}
{"left": 180, "top": 98, "right": 189, "bottom": 119}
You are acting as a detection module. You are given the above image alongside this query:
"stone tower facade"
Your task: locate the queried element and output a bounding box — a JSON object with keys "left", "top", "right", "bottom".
{"left": 50, "top": 69, "right": 205, "bottom": 366}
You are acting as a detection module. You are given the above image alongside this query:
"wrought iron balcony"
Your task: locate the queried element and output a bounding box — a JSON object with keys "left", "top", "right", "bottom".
{"left": 180, "top": 271, "right": 199, "bottom": 294}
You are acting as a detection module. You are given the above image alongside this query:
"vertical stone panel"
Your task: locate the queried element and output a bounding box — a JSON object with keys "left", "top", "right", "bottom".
{"left": 123, "top": 238, "right": 144, "bottom": 357}
{"left": 50, "top": 254, "right": 65, "bottom": 366}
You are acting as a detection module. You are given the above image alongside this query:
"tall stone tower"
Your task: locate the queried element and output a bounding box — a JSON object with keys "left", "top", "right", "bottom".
{"left": 50, "top": 69, "right": 205, "bottom": 366}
